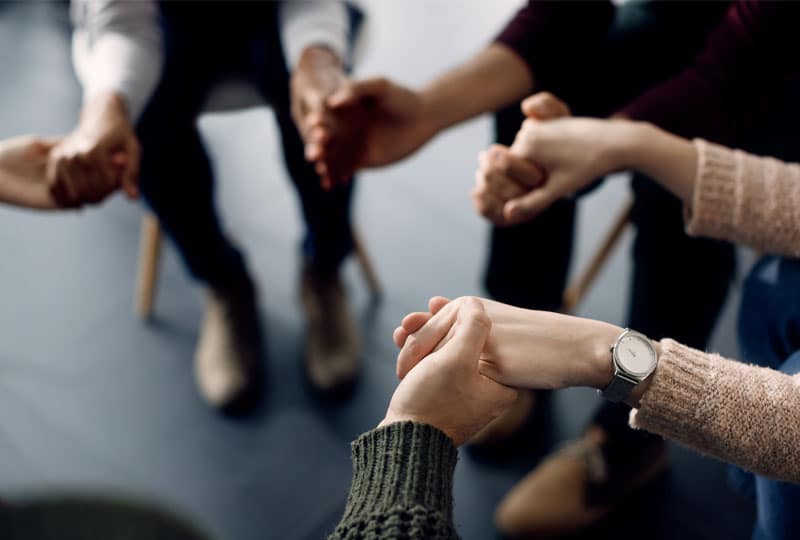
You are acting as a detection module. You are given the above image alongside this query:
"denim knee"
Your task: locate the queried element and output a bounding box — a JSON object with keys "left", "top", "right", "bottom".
{"left": 737, "top": 256, "right": 800, "bottom": 368}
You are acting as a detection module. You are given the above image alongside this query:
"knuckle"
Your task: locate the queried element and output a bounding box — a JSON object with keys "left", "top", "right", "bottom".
{"left": 404, "top": 335, "right": 420, "bottom": 357}
{"left": 521, "top": 118, "right": 538, "bottom": 133}
{"left": 538, "top": 91, "right": 556, "bottom": 103}
{"left": 495, "top": 155, "right": 510, "bottom": 174}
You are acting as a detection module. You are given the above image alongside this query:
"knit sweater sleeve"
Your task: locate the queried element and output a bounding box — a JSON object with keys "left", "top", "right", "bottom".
{"left": 686, "top": 139, "right": 800, "bottom": 258}
{"left": 630, "top": 339, "right": 800, "bottom": 482}
{"left": 328, "top": 422, "right": 460, "bottom": 540}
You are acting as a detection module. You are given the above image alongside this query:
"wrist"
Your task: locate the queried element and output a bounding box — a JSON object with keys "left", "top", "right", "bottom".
{"left": 297, "top": 45, "right": 343, "bottom": 74}
{"left": 417, "top": 86, "right": 456, "bottom": 139}
{"left": 79, "top": 92, "right": 129, "bottom": 133}
{"left": 626, "top": 340, "right": 660, "bottom": 407}
{"left": 379, "top": 414, "right": 459, "bottom": 446}
{"left": 581, "top": 321, "right": 624, "bottom": 390}
{"left": 610, "top": 120, "right": 661, "bottom": 171}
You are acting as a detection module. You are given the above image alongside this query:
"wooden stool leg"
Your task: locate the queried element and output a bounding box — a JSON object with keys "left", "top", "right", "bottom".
{"left": 562, "top": 199, "right": 633, "bottom": 314}
{"left": 135, "top": 214, "right": 163, "bottom": 320}
{"left": 352, "top": 227, "right": 382, "bottom": 297}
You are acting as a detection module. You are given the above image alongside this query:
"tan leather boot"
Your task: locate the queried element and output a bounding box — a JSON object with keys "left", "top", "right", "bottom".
{"left": 194, "top": 279, "right": 263, "bottom": 412}
{"left": 300, "top": 263, "right": 360, "bottom": 395}
{"left": 495, "top": 428, "right": 669, "bottom": 538}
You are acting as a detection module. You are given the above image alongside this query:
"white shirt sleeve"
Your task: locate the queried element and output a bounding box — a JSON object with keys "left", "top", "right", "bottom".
{"left": 279, "top": 1, "right": 349, "bottom": 69}
{"left": 71, "top": 0, "right": 163, "bottom": 123}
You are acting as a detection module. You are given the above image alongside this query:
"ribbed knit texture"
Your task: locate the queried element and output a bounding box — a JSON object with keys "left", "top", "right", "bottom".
{"left": 687, "top": 139, "right": 800, "bottom": 258}
{"left": 630, "top": 339, "right": 800, "bottom": 482}
{"left": 328, "top": 422, "right": 460, "bottom": 540}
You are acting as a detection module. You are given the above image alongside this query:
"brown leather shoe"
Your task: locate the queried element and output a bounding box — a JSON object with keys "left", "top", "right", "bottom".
{"left": 194, "top": 278, "right": 263, "bottom": 412}
{"left": 300, "top": 263, "right": 360, "bottom": 395}
{"left": 469, "top": 390, "right": 535, "bottom": 447}
{"left": 495, "top": 427, "right": 669, "bottom": 538}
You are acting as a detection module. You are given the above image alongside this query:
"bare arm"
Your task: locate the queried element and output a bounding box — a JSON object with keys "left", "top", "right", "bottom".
{"left": 419, "top": 43, "right": 534, "bottom": 134}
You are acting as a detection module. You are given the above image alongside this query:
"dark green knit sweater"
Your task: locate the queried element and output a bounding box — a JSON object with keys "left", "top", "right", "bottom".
{"left": 328, "top": 422, "right": 460, "bottom": 540}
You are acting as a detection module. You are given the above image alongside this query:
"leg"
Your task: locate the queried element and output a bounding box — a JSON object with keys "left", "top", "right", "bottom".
{"left": 137, "top": 15, "right": 247, "bottom": 290}
{"left": 247, "top": 13, "right": 358, "bottom": 396}
{"left": 138, "top": 6, "right": 263, "bottom": 412}
{"left": 627, "top": 176, "right": 736, "bottom": 347}
{"left": 751, "top": 350, "right": 800, "bottom": 540}
{"left": 484, "top": 103, "right": 576, "bottom": 312}
{"left": 493, "top": 4, "right": 736, "bottom": 537}
{"left": 738, "top": 256, "right": 800, "bottom": 368}
{"left": 247, "top": 7, "right": 354, "bottom": 274}
{"left": 731, "top": 256, "right": 800, "bottom": 501}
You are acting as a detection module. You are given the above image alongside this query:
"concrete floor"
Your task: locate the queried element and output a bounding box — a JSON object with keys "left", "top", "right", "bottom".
{"left": 0, "top": 2, "right": 754, "bottom": 539}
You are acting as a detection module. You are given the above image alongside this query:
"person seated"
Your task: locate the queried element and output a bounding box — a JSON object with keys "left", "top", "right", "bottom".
{"left": 60, "top": 0, "right": 368, "bottom": 411}
{"left": 329, "top": 97, "right": 800, "bottom": 539}
{"left": 313, "top": 2, "right": 800, "bottom": 533}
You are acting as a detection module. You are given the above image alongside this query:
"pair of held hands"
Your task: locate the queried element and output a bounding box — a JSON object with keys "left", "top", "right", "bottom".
{"left": 380, "top": 295, "right": 623, "bottom": 446}
{"left": 307, "top": 80, "right": 635, "bottom": 227}
{"left": 4, "top": 47, "right": 623, "bottom": 223}
{"left": 0, "top": 45, "right": 361, "bottom": 210}
{"left": 0, "top": 93, "right": 139, "bottom": 211}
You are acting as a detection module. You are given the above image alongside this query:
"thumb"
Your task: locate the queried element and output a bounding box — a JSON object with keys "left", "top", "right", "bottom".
{"left": 503, "top": 184, "right": 560, "bottom": 224}
{"left": 440, "top": 297, "right": 491, "bottom": 362}
{"left": 34, "top": 136, "right": 64, "bottom": 153}
{"left": 521, "top": 92, "right": 571, "bottom": 120}
{"left": 429, "top": 296, "right": 451, "bottom": 315}
{"left": 328, "top": 77, "right": 390, "bottom": 108}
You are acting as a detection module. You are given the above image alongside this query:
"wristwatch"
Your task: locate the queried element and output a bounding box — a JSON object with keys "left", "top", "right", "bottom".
{"left": 600, "top": 328, "right": 658, "bottom": 403}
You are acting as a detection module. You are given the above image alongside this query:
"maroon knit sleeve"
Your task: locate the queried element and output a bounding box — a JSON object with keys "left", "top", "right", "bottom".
{"left": 619, "top": 1, "right": 800, "bottom": 144}
{"left": 494, "top": 1, "right": 615, "bottom": 84}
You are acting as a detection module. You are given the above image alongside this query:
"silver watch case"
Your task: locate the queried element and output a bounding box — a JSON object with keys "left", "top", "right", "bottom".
{"left": 600, "top": 328, "right": 658, "bottom": 403}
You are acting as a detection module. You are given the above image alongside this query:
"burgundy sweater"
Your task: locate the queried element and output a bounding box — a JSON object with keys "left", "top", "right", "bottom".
{"left": 496, "top": 1, "right": 800, "bottom": 145}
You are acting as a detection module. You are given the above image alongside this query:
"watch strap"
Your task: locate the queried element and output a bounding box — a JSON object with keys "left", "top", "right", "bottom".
{"left": 601, "top": 375, "right": 636, "bottom": 403}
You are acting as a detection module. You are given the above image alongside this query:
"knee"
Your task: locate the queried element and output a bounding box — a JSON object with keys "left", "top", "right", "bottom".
{"left": 737, "top": 257, "right": 790, "bottom": 362}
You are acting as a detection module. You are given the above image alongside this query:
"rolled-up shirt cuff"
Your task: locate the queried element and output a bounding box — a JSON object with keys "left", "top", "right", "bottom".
{"left": 280, "top": 1, "right": 349, "bottom": 69}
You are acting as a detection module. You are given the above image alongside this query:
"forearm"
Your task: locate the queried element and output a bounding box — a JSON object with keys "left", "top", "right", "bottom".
{"left": 631, "top": 340, "right": 800, "bottom": 482}
{"left": 0, "top": 174, "right": 48, "bottom": 210}
{"left": 419, "top": 44, "right": 534, "bottom": 135}
{"left": 609, "top": 121, "right": 697, "bottom": 203}
{"left": 566, "top": 319, "right": 800, "bottom": 481}
{"left": 329, "top": 422, "right": 459, "bottom": 540}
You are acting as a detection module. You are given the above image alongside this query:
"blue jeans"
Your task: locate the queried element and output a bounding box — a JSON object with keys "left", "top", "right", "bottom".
{"left": 736, "top": 255, "right": 800, "bottom": 540}
{"left": 137, "top": 3, "right": 360, "bottom": 288}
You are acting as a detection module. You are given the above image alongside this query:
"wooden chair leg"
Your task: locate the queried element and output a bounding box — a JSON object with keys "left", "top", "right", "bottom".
{"left": 135, "top": 214, "right": 163, "bottom": 320}
{"left": 352, "top": 227, "right": 382, "bottom": 297}
{"left": 562, "top": 199, "right": 633, "bottom": 314}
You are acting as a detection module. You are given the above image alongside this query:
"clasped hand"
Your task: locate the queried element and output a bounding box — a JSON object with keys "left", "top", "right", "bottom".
{"left": 293, "top": 55, "right": 437, "bottom": 190}
{"left": 381, "top": 295, "right": 622, "bottom": 446}
{"left": 46, "top": 92, "right": 139, "bottom": 208}
{"left": 472, "top": 92, "right": 632, "bottom": 226}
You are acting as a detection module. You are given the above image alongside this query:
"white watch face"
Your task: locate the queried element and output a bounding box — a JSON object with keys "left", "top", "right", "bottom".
{"left": 616, "top": 333, "right": 656, "bottom": 377}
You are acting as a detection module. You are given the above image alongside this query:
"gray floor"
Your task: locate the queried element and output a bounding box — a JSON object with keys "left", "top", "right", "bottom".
{"left": 0, "top": 2, "right": 754, "bottom": 539}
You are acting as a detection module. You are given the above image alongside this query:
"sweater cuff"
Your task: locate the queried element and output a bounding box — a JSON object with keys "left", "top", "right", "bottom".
{"left": 629, "top": 339, "right": 714, "bottom": 436}
{"left": 684, "top": 139, "right": 740, "bottom": 240}
{"left": 342, "top": 422, "right": 458, "bottom": 523}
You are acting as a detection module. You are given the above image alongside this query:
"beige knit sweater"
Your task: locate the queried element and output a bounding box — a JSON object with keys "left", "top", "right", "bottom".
{"left": 630, "top": 140, "right": 800, "bottom": 483}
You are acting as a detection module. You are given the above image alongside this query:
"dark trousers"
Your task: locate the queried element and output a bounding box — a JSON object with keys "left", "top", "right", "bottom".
{"left": 735, "top": 256, "right": 800, "bottom": 540}
{"left": 137, "top": 3, "right": 354, "bottom": 290}
{"left": 487, "top": 1, "right": 800, "bottom": 434}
